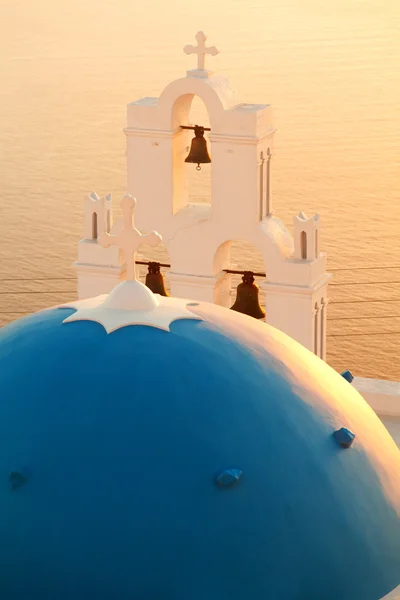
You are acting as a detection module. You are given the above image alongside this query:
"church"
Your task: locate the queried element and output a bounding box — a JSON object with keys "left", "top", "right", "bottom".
{"left": 0, "top": 32, "right": 399, "bottom": 600}
{"left": 75, "top": 31, "right": 329, "bottom": 360}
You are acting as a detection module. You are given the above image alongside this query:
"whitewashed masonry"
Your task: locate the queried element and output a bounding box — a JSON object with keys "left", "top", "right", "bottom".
{"left": 75, "top": 32, "right": 330, "bottom": 359}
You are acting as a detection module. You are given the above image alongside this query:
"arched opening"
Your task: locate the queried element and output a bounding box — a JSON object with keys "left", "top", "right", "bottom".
{"left": 300, "top": 231, "right": 307, "bottom": 260}
{"left": 172, "top": 95, "right": 212, "bottom": 215}
{"left": 315, "top": 229, "right": 319, "bottom": 258}
{"left": 107, "top": 210, "right": 111, "bottom": 233}
{"left": 214, "top": 239, "right": 266, "bottom": 314}
{"left": 92, "top": 212, "right": 98, "bottom": 240}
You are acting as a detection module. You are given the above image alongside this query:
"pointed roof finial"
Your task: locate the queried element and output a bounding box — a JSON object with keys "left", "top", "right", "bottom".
{"left": 183, "top": 31, "right": 219, "bottom": 71}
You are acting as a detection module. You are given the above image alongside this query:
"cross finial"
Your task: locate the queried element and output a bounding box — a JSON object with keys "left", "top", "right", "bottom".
{"left": 98, "top": 194, "right": 162, "bottom": 281}
{"left": 183, "top": 31, "right": 219, "bottom": 71}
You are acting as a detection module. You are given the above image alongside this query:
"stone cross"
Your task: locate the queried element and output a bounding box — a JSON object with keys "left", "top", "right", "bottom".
{"left": 98, "top": 195, "right": 162, "bottom": 281}
{"left": 183, "top": 31, "right": 219, "bottom": 71}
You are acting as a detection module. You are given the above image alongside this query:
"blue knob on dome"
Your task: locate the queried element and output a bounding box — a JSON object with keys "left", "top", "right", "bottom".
{"left": 216, "top": 468, "right": 243, "bottom": 488}
{"left": 341, "top": 370, "right": 354, "bottom": 383}
{"left": 334, "top": 427, "right": 356, "bottom": 449}
{"left": 9, "top": 471, "right": 28, "bottom": 491}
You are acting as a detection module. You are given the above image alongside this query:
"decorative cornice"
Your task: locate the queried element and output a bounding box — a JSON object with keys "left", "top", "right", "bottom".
{"left": 287, "top": 251, "right": 328, "bottom": 265}
{"left": 168, "top": 270, "right": 229, "bottom": 286}
{"left": 209, "top": 129, "right": 275, "bottom": 146}
{"left": 261, "top": 273, "right": 332, "bottom": 296}
{"left": 124, "top": 128, "right": 275, "bottom": 145}
{"left": 74, "top": 261, "right": 126, "bottom": 276}
{"left": 123, "top": 127, "right": 179, "bottom": 139}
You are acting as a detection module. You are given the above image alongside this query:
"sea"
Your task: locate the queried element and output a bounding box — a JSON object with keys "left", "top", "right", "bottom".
{"left": 1, "top": 0, "right": 399, "bottom": 380}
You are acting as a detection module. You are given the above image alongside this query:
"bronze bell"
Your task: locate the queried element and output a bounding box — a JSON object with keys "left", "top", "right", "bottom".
{"left": 145, "top": 262, "right": 169, "bottom": 297}
{"left": 185, "top": 125, "right": 211, "bottom": 171}
{"left": 230, "top": 271, "right": 266, "bottom": 320}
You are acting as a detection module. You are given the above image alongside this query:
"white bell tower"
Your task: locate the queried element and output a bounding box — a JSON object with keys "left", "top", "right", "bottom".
{"left": 261, "top": 212, "right": 331, "bottom": 359}
{"left": 123, "top": 31, "right": 330, "bottom": 355}
{"left": 76, "top": 31, "right": 331, "bottom": 357}
{"left": 124, "top": 31, "right": 278, "bottom": 307}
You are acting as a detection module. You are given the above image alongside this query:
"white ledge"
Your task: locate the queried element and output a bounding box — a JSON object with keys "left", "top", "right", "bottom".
{"left": 262, "top": 273, "right": 332, "bottom": 295}
{"left": 354, "top": 377, "right": 400, "bottom": 418}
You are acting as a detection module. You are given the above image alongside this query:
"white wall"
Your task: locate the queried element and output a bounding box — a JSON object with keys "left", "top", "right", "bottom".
{"left": 355, "top": 377, "right": 400, "bottom": 448}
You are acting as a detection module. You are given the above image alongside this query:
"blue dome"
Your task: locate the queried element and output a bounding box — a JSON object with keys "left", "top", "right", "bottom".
{"left": 0, "top": 302, "right": 399, "bottom": 600}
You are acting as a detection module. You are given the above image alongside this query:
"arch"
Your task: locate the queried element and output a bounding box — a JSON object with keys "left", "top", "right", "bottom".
{"left": 300, "top": 231, "right": 307, "bottom": 260}
{"left": 158, "top": 75, "right": 238, "bottom": 132}
{"left": 213, "top": 240, "right": 232, "bottom": 275}
{"left": 164, "top": 214, "right": 291, "bottom": 282}
{"left": 92, "top": 213, "right": 98, "bottom": 240}
{"left": 213, "top": 238, "right": 266, "bottom": 277}
{"left": 186, "top": 96, "right": 212, "bottom": 206}
{"left": 171, "top": 94, "right": 213, "bottom": 214}
{"left": 107, "top": 210, "right": 111, "bottom": 233}
{"left": 315, "top": 229, "right": 319, "bottom": 258}
{"left": 210, "top": 219, "right": 292, "bottom": 280}
{"left": 213, "top": 238, "right": 267, "bottom": 309}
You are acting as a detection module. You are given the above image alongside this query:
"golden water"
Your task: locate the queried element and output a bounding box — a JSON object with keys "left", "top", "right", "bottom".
{"left": 1, "top": 0, "right": 400, "bottom": 379}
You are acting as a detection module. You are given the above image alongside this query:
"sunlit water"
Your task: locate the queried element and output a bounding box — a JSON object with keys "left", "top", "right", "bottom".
{"left": 0, "top": 0, "right": 400, "bottom": 379}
